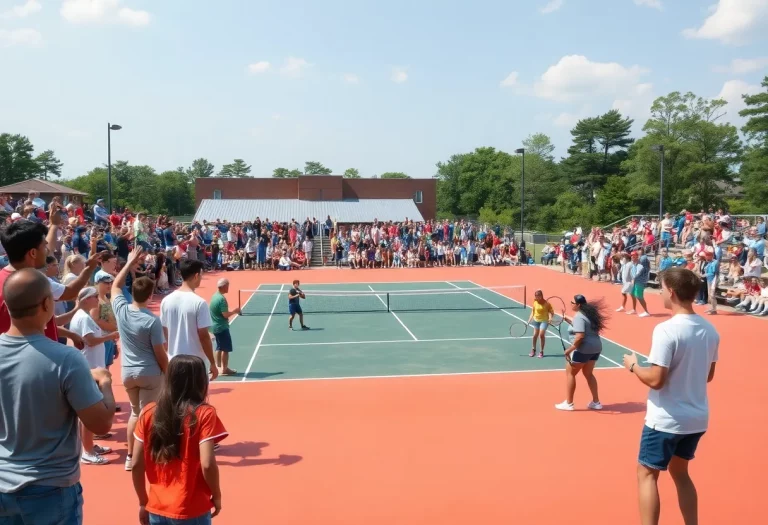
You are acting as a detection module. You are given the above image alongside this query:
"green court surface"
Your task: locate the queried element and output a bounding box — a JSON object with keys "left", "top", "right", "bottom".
{"left": 222, "top": 280, "right": 631, "bottom": 382}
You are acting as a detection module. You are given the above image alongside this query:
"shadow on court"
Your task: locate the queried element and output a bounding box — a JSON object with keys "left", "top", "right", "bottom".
{"left": 216, "top": 441, "right": 303, "bottom": 467}
{"left": 242, "top": 371, "right": 286, "bottom": 380}
{"left": 594, "top": 401, "right": 646, "bottom": 414}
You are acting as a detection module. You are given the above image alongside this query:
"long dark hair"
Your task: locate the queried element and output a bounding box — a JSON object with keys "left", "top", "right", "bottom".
{"left": 149, "top": 355, "right": 209, "bottom": 464}
{"left": 578, "top": 298, "right": 609, "bottom": 334}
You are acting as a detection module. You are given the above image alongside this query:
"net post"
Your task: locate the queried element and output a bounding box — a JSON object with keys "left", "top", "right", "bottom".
{"left": 387, "top": 292, "right": 390, "bottom": 312}
{"left": 238, "top": 290, "right": 242, "bottom": 312}
{"left": 524, "top": 285, "right": 527, "bottom": 308}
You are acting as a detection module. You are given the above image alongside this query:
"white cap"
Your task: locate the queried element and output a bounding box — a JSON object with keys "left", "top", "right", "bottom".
{"left": 217, "top": 278, "right": 229, "bottom": 288}
{"left": 77, "top": 286, "right": 98, "bottom": 301}
{"left": 10, "top": 213, "right": 21, "bottom": 220}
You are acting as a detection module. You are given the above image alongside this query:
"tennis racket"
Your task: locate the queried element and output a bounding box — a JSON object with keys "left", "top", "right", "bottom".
{"left": 509, "top": 321, "right": 529, "bottom": 338}
{"left": 546, "top": 296, "right": 569, "bottom": 358}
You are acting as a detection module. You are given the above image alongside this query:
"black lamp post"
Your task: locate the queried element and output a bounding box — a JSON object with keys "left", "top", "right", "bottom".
{"left": 651, "top": 144, "right": 665, "bottom": 219}
{"left": 107, "top": 123, "right": 122, "bottom": 212}
{"left": 515, "top": 148, "right": 525, "bottom": 242}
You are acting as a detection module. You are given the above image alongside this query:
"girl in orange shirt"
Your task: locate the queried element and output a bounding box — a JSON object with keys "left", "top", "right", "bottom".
{"left": 132, "top": 355, "right": 228, "bottom": 525}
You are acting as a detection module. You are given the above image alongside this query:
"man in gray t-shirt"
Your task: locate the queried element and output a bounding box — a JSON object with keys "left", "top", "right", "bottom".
{"left": 0, "top": 269, "right": 115, "bottom": 523}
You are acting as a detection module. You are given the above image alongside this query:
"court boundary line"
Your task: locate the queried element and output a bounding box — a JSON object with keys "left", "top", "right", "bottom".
{"left": 235, "top": 365, "right": 627, "bottom": 384}
{"left": 368, "top": 285, "right": 418, "bottom": 340}
{"left": 465, "top": 280, "right": 649, "bottom": 359}
{"left": 242, "top": 283, "right": 284, "bottom": 381}
{"left": 254, "top": 279, "right": 477, "bottom": 288}
{"left": 458, "top": 281, "right": 624, "bottom": 368}
{"left": 260, "top": 335, "right": 537, "bottom": 348}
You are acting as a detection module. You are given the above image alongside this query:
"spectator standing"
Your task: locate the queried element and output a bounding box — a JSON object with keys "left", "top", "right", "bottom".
{"left": 623, "top": 267, "right": 718, "bottom": 525}
{"left": 210, "top": 278, "right": 240, "bottom": 376}
{"left": 628, "top": 251, "right": 651, "bottom": 318}
{"left": 160, "top": 259, "right": 218, "bottom": 381}
{"left": 0, "top": 270, "right": 115, "bottom": 522}
{"left": 92, "top": 198, "right": 109, "bottom": 227}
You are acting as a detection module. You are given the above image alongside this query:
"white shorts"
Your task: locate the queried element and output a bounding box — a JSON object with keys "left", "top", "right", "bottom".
{"left": 621, "top": 282, "right": 633, "bottom": 294}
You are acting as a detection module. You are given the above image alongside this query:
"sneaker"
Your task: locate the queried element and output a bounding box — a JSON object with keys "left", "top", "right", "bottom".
{"left": 529, "top": 350, "right": 535, "bottom": 357}
{"left": 626, "top": 310, "right": 636, "bottom": 315}
{"left": 555, "top": 401, "right": 574, "bottom": 411}
{"left": 616, "top": 307, "right": 625, "bottom": 312}
{"left": 81, "top": 452, "right": 109, "bottom": 465}
{"left": 93, "top": 444, "right": 112, "bottom": 455}
{"left": 94, "top": 433, "right": 112, "bottom": 440}
{"left": 638, "top": 312, "right": 650, "bottom": 318}
{"left": 587, "top": 401, "right": 603, "bottom": 410}
{"left": 538, "top": 352, "right": 544, "bottom": 359}
{"left": 301, "top": 325, "right": 310, "bottom": 330}
{"left": 288, "top": 326, "right": 293, "bottom": 331}
{"left": 125, "top": 455, "right": 132, "bottom": 471}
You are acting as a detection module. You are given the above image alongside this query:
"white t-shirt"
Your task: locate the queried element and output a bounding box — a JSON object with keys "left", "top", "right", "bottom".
{"left": 160, "top": 290, "right": 212, "bottom": 363}
{"left": 645, "top": 314, "right": 719, "bottom": 434}
{"left": 70, "top": 309, "right": 106, "bottom": 369}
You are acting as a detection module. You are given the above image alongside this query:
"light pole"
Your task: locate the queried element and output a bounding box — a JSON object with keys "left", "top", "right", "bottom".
{"left": 515, "top": 148, "right": 525, "bottom": 243}
{"left": 651, "top": 144, "right": 665, "bottom": 219}
{"left": 107, "top": 123, "right": 122, "bottom": 212}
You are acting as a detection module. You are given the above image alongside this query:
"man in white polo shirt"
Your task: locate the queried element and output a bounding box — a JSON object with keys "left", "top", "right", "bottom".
{"left": 160, "top": 259, "right": 217, "bottom": 380}
{"left": 623, "top": 267, "right": 719, "bottom": 525}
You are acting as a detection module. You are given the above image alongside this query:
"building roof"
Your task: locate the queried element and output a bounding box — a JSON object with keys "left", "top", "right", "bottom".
{"left": 193, "top": 199, "right": 425, "bottom": 224}
{"left": 0, "top": 179, "right": 89, "bottom": 196}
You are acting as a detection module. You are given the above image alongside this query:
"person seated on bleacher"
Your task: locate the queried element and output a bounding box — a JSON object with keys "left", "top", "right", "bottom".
{"left": 743, "top": 248, "right": 763, "bottom": 278}
{"left": 724, "top": 258, "right": 743, "bottom": 286}
{"left": 658, "top": 248, "right": 675, "bottom": 272}
{"left": 734, "top": 277, "right": 768, "bottom": 316}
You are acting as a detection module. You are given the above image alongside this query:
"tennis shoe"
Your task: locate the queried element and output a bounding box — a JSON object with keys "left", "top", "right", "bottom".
{"left": 626, "top": 310, "right": 636, "bottom": 315}
{"left": 529, "top": 350, "right": 535, "bottom": 357}
{"left": 93, "top": 444, "right": 112, "bottom": 455}
{"left": 616, "top": 307, "right": 625, "bottom": 312}
{"left": 125, "top": 456, "right": 132, "bottom": 471}
{"left": 301, "top": 325, "right": 310, "bottom": 330}
{"left": 538, "top": 352, "right": 544, "bottom": 359}
{"left": 81, "top": 452, "right": 109, "bottom": 465}
{"left": 638, "top": 312, "right": 650, "bottom": 318}
{"left": 555, "top": 401, "right": 574, "bottom": 411}
{"left": 587, "top": 401, "right": 603, "bottom": 410}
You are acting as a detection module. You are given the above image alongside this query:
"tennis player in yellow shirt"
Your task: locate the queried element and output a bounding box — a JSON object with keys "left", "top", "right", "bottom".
{"left": 527, "top": 290, "right": 554, "bottom": 358}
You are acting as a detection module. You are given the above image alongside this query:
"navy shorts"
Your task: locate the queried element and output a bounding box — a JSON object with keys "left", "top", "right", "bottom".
{"left": 571, "top": 350, "right": 600, "bottom": 363}
{"left": 638, "top": 425, "right": 705, "bottom": 471}
{"left": 214, "top": 329, "right": 233, "bottom": 352}
{"left": 288, "top": 303, "right": 302, "bottom": 316}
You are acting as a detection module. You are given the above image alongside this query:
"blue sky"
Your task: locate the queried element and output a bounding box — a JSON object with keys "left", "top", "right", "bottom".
{"left": 1, "top": 0, "right": 767, "bottom": 179}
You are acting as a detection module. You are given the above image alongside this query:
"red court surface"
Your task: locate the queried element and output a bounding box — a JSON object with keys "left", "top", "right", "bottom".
{"left": 82, "top": 266, "right": 766, "bottom": 525}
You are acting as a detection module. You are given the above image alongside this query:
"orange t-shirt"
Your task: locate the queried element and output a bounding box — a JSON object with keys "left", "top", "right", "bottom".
{"left": 135, "top": 403, "right": 228, "bottom": 520}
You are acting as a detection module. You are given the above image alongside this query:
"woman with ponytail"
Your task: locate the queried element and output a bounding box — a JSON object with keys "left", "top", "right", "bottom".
{"left": 131, "top": 355, "right": 228, "bottom": 524}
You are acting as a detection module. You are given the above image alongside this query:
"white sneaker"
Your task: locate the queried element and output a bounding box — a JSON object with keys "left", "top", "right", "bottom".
{"left": 587, "top": 401, "right": 603, "bottom": 410}
{"left": 638, "top": 312, "right": 650, "bottom": 318}
{"left": 555, "top": 401, "right": 574, "bottom": 411}
{"left": 81, "top": 451, "right": 109, "bottom": 465}
{"left": 626, "top": 310, "right": 636, "bottom": 315}
{"left": 616, "top": 307, "right": 625, "bottom": 312}
{"left": 125, "top": 455, "right": 132, "bottom": 471}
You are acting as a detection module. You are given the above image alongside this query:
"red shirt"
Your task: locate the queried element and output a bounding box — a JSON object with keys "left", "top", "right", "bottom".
{"left": 0, "top": 267, "right": 59, "bottom": 341}
{"left": 135, "top": 403, "right": 228, "bottom": 520}
{"left": 109, "top": 213, "right": 122, "bottom": 227}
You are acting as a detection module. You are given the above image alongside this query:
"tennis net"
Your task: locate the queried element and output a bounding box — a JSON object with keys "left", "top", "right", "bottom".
{"left": 238, "top": 285, "right": 526, "bottom": 316}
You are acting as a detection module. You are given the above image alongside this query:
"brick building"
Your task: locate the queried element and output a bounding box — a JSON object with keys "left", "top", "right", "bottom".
{"left": 194, "top": 176, "right": 437, "bottom": 223}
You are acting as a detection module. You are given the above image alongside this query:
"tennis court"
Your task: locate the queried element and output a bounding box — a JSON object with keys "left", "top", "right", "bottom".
{"left": 223, "top": 280, "right": 631, "bottom": 382}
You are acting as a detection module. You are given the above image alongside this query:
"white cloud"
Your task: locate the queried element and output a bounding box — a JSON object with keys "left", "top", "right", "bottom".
{"left": 715, "top": 79, "right": 761, "bottom": 123}
{"left": 713, "top": 57, "right": 768, "bottom": 74}
{"left": 634, "top": 0, "right": 663, "bottom": 10}
{"left": 271, "top": 113, "right": 282, "bottom": 121}
{"left": 554, "top": 112, "right": 581, "bottom": 128}
{"left": 683, "top": 0, "right": 768, "bottom": 45}
{"left": 343, "top": 73, "right": 360, "bottom": 84}
{"left": 500, "top": 71, "right": 519, "bottom": 87}
{"left": 0, "top": 28, "right": 43, "bottom": 47}
{"left": 247, "top": 61, "right": 271, "bottom": 74}
{"left": 0, "top": 0, "right": 42, "bottom": 19}
{"left": 391, "top": 67, "right": 408, "bottom": 83}
{"left": 279, "top": 57, "right": 310, "bottom": 78}
{"left": 613, "top": 83, "right": 655, "bottom": 121}
{"left": 60, "top": 0, "right": 150, "bottom": 27}
{"left": 540, "top": 0, "right": 564, "bottom": 14}
{"left": 117, "top": 7, "right": 149, "bottom": 26}
{"left": 531, "top": 55, "right": 650, "bottom": 102}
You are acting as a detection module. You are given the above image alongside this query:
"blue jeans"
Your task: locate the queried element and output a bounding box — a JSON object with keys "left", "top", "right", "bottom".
{"left": 0, "top": 483, "right": 83, "bottom": 525}
{"left": 149, "top": 512, "right": 211, "bottom": 525}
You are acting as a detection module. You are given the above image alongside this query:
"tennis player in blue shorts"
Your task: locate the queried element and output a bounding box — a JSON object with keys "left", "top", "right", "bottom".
{"left": 288, "top": 280, "right": 309, "bottom": 331}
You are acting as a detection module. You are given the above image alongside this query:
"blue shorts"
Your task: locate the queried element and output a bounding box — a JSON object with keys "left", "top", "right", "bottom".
{"left": 214, "top": 329, "right": 233, "bottom": 352}
{"left": 530, "top": 320, "right": 548, "bottom": 330}
{"left": 288, "top": 303, "right": 302, "bottom": 316}
{"left": 638, "top": 425, "right": 705, "bottom": 471}
{"left": 571, "top": 350, "right": 600, "bottom": 364}
{"left": 0, "top": 482, "right": 83, "bottom": 524}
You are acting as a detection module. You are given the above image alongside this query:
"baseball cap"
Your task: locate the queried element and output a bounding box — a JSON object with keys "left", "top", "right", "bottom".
{"left": 77, "top": 287, "right": 98, "bottom": 301}
{"left": 94, "top": 271, "right": 114, "bottom": 284}
{"left": 572, "top": 294, "right": 587, "bottom": 305}
{"left": 10, "top": 213, "right": 21, "bottom": 221}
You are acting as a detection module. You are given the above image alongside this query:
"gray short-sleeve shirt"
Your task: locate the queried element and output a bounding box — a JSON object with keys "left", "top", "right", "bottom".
{"left": 0, "top": 334, "right": 103, "bottom": 492}
{"left": 112, "top": 293, "right": 165, "bottom": 380}
{"left": 568, "top": 311, "right": 602, "bottom": 355}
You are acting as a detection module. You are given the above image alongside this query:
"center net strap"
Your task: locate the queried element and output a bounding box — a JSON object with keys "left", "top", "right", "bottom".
{"left": 238, "top": 286, "right": 526, "bottom": 315}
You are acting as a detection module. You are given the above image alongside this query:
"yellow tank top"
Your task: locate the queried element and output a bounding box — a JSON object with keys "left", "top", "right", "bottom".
{"left": 532, "top": 300, "right": 554, "bottom": 322}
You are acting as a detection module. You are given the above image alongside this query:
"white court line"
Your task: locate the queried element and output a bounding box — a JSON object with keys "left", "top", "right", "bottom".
{"left": 229, "top": 287, "right": 260, "bottom": 325}
{"left": 368, "top": 285, "right": 418, "bottom": 341}
{"left": 261, "top": 335, "right": 534, "bottom": 348}
{"left": 233, "top": 366, "right": 627, "bottom": 384}
{"left": 242, "top": 283, "right": 284, "bottom": 381}
{"left": 467, "top": 280, "right": 644, "bottom": 363}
